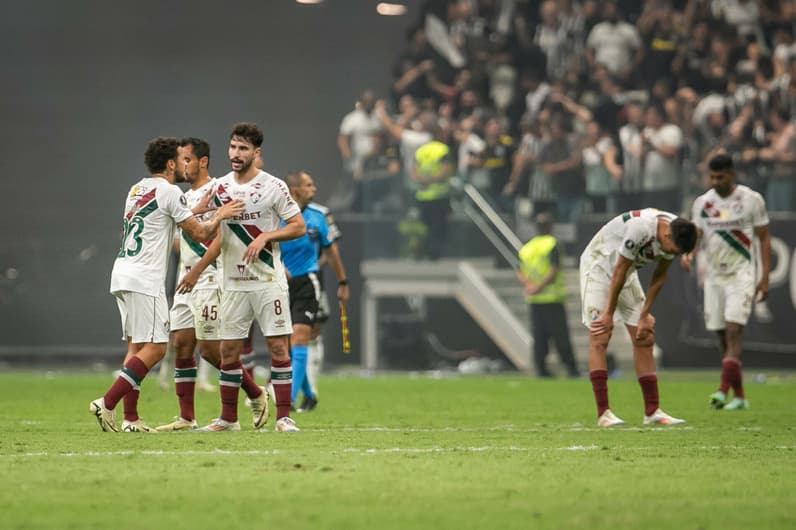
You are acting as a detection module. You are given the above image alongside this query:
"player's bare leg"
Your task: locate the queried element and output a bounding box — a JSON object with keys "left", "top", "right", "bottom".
{"left": 200, "top": 338, "right": 267, "bottom": 426}
{"left": 269, "top": 335, "right": 299, "bottom": 431}
{"left": 154, "top": 329, "right": 200, "bottom": 431}
{"left": 240, "top": 326, "right": 257, "bottom": 381}
{"left": 173, "top": 329, "right": 198, "bottom": 422}
{"left": 91, "top": 340, "right": 166, "bottom": 432}
{"left": 588, "top": 330, "right": 622, "bottom": 426}
{"left": 627, "top": 324, "right": 685, "bottom": 425}
{"left": 716, "top": 323, "right": 748, "bottom": 410}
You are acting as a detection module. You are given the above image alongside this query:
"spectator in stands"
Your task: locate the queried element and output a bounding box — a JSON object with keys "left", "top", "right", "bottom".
{"left": 360, "top": 132, "right": 402, "bottom": 213}
{"left": 642, "top": 103, "right": 684, "bottom": 212}
{"left": 759, "top": 107, "right": 796, "bottom": 211}
{"left": 638, "top": 1, "right": 681, "bottom": 91}
{"left": 504, "top": 115, "right": 542, "bottom": 202}
{"left": 454, "top": 115, "right": 486, "bottom": 184}
{"left": 374, "top": 100, "right": 435, "bottom": 202}
{"left": 617, "top": 101, "right": 646, "bottom": 211}
{"left": 539, "top": 116, "right": 584, "bottom": 222}
{"left": 672, "top": 20, "right": 711, "bottom": 94}
{"left": 393, "top": 59, "right": 435, "bottom": 104}
{"left": 469, "top": 117, "right": 517, "bottom": 213}
{"left": 586, "top": 0, "right": 643, "bottom": 82}
{"left": 392, "top": 26, "right": 434, "bottom": 102}
{"left": 534, "top": 1, "right": 571, "bottom": 82}
{"left": 711, "top": 0, "right": 766, "bottom": 49}
{"left": 509, "top": 69, "right": 551, "bottom": 127}
{"left": 337, "top": 90, "right": 382, "bottom": 212}
{"left": 582, "top": 121, "right": 621, "bottom": 215}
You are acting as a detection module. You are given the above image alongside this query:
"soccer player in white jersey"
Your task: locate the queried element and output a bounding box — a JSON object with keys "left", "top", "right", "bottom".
{"left": 156, "top": 138, "right": 269, "bottom": 431}
{"left": 580, "top": 208, "right": 697, "bottom": 427}
{"left": 198, "top": 123, "right": 306, "bottom": 432}
{"left": 681, "top": 153, "right": 771, "bottom": 411}
{"left": 89, "top": 137, "right": 244, "bottom": 432}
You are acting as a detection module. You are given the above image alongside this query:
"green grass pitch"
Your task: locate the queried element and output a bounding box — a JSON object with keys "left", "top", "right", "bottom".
{"left": 1, "top": 371, "right": 794, "bottom": 529}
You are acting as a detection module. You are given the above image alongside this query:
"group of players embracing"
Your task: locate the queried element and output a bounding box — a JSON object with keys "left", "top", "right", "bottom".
{"left": 90, "top": 122, "right": 348, "bottom": 433}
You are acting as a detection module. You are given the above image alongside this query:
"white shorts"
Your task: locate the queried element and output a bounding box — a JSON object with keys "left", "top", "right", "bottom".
{"left": 580, "top": 263, "right": 646, "bottom": 328}
{"left": 704, "top": 270, "right": 755, "bottom": 330}
{"left": 114, "top": 290, "right": 170, "bottom": 344}
{"left": 169, "top": 293, "right": 194, "bottom": 332}
{"left": 220, "top": 285, "right": 292, "bottom": 339}
{"left": 170, "top": 289, "right": 222, "bottom": 340}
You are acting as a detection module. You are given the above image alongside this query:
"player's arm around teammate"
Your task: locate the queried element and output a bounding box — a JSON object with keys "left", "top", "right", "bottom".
{"left": 90, "top": 137, "right": 243, "bottom": 433}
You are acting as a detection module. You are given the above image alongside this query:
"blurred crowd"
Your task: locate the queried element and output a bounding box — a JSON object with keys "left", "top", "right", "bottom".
{"left": 336, "top": 0, "right": 796, "bottom": 223}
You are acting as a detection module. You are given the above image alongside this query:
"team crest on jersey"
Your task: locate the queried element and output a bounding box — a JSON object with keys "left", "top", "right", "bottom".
{"left": 237, "top": 264, "right": 246, "bottom": 274}
{"left": 588, "top": 307, "right": 600, "bottom": 321}
{"left": 129, "top": 185, "right": 148, "bottom": 199}
{"left": 250, "top": 191, "right": 262, "bottom": 204}
{"left": 732, "top": 201, "right": 744, "bottom": 215}
{"left": 216, "top": 186, "right": 232, "bottom": 204}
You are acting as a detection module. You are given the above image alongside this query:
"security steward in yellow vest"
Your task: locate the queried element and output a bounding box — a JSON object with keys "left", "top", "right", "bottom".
{"left": 516, "top": 212, "right": 579, "bottom": 377}
{"left": 413, "top": 140, "right": 453, "bottom": 260}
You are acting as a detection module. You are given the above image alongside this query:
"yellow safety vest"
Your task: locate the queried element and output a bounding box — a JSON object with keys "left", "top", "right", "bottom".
{"left": 414, "top": 141, "right": 451, "bottom": 201}
{"left": 518, "top": 235, "right": 565, "bottom": 304}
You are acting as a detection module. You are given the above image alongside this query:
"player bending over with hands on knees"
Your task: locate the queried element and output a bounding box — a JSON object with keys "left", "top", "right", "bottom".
{"left": 580, "top": 208, "right": 697, "bottom": 427}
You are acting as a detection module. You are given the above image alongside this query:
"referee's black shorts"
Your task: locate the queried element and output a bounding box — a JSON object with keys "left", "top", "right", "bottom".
{"left": 288, "top": 272, "right": 320, "bottom": 326}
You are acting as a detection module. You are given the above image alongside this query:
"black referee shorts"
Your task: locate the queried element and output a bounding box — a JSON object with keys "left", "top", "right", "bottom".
{"left": 288, "top": 272, "right": 320, "bottom": 326}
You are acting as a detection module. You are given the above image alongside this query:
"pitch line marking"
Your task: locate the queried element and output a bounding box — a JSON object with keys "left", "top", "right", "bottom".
{"left": 3, "top": 445, "right": 795, "bottom": 459}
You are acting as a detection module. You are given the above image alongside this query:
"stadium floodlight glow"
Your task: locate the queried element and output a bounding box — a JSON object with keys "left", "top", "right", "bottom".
{"left": 376, "top": 3, "right": 407, "bottom": 16}
{"left": 295, "top": 0, "right": 323, "bottom": 4}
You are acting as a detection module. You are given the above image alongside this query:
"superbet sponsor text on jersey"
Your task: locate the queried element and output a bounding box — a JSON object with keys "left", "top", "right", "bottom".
{"left": 692, "top": 185, "right": 769, "bottom": 276}
{"left": 111, "top": 178, "right": 193, "bottom": 296}
{"left": 177, "top": 179, "right": 219, "bottom": 290}
{"left": 212, "top": 170, "right": 300, "bottom": 291}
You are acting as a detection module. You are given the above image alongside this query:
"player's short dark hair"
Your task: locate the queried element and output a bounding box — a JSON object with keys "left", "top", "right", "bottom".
{"left": 180, "top": 137, "right": 210, "bottom": 165}
{"left": 670, "top": 217, "right": 698, "bottom": 254}
{"left": 230, "top": 122, "right": 263, "bottom": 148}
{"left": 708, "top": 153, "right": 734, "bottom": 172}
{"left": 144, "top": 136, "right": 179, "bottom": 174}
{"left": 285, "top": 171, "right": 306, "bottom": 188}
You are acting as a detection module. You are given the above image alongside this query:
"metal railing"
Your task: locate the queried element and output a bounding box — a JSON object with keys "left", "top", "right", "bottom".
{"left": 455, "top": 183, "right": 523, "bottom": 268}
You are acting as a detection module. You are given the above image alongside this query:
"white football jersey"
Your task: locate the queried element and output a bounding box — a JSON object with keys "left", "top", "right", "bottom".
{"left": 582, "top": 208, "right": 677, "bottom": 279}
{"left": 111, "top": 177, "right": 193, "bottom": 296}
{"left": 213, "top": 170, "right": 300, "bottom": 291}
{"left": 176, "top": 179, "right": 220, "bottom": 291}
{"left": 691, "top": 185, "right": 768, "bottom": 275}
